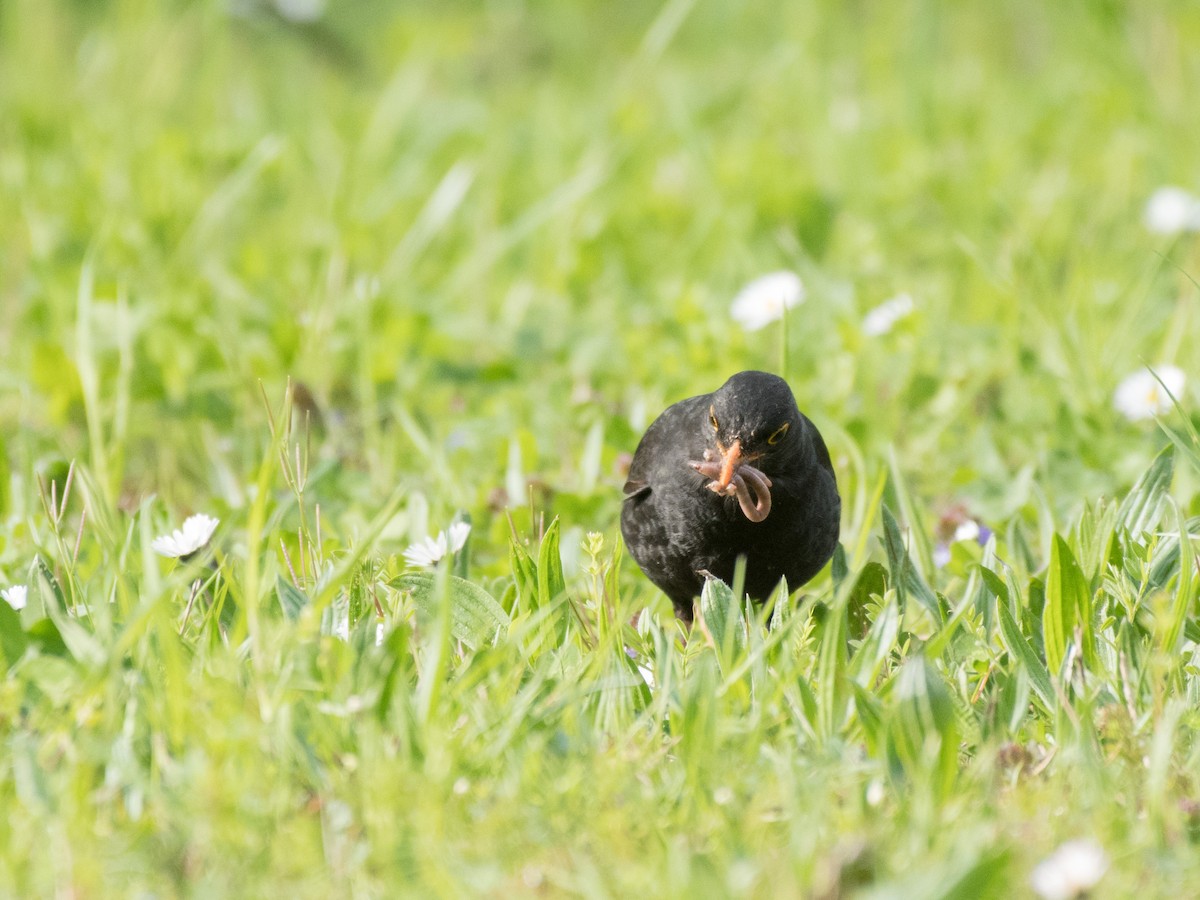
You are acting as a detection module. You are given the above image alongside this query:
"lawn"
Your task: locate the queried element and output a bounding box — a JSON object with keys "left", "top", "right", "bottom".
{"left": 2, "top": 0, "right": 1200, "bottom": 895}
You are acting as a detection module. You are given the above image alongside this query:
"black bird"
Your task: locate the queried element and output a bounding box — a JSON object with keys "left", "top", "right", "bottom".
{"left": 621, "top": 371, "right": 840, "bottom": 624}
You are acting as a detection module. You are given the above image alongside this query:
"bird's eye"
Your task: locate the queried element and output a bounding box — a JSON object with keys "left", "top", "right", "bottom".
{"left": 709, "top": 406, "right": 719, "bottom": 430}
{"left": 767, "top": 423, "right": 790, "bottom": 445}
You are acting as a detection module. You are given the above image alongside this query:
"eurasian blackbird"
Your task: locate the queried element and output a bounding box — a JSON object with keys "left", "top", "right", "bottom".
{"left": 621, "top": 371, "right": 840, "bottom": 623}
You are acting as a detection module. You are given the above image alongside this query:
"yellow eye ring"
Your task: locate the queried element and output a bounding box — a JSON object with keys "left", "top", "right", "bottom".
{"left": 709, "top": 406, "right": 719, "bottom": 430}
{"left": 767, "top": 423, "right": 790, "bottom": 444}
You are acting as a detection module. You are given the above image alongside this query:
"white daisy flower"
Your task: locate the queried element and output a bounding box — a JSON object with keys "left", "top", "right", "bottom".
{"left": 1, "top": 585, "right": 27, "bottom": 611}
{"left": 1030, "top": 838, "right": 1108, "bottom": 900}
{"left": 953, "top": 519, "right": 980, "bottom": 543}
{"left": 403, "top": 522, "right": 471, "bottom": 568}
{"left": 273, "top": 0, "right": 325, "bottom": 22}
{"left": 865, "top": 778, "right": 886, "bottom": 808}
{"left": 151, "top": 514, "right": 220, "bottom": 558}
{"left": 1144, "top": 186, "right": 1200, "bottom": 235}
{"left": 1113, "top": 365, "right": 1186, "bottom": 421}
{"left": 403, "top": 533, "right": 448, "bottom": 568}
{"left": 730, "top": 271, "right": 805, "bottom": 331}
{"left": 862, "top": 292, "right": 915, "bottom": 337}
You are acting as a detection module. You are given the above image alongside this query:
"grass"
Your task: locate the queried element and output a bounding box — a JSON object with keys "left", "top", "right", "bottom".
{"left": 3, "top": 0, "right": 1200, "bottom": 895}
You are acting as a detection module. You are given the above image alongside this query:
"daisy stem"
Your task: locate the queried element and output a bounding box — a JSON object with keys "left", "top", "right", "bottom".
{"left": 779, "top": 301, "right": 789, "bottom": 380}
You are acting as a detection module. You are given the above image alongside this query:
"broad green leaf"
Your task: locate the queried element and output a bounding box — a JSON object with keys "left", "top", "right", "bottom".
{"left": 978, "top": 565, "right": 1009, "bottom": 607}
{"left": 1162, "top": 500, "right": 1195, "bottom": 654}
{"left": 885, "top": 656, "right": 959, "bottom": 797}
{"left": 1116, "top": 444, "right": 1174, "bottom": 536}
{"left": 1154, "top": 372, "right": 1200, "bottom": 474}
{"left": 1074, "top": 498, "right": 1117, "bottom": 583}
{"left": 33, "top": 556, "right": 67, "bottom": 610}
{"left": 0, "top": 601, "right": 27, "bottom": 668}
{"left": 375, "top": 623, "right": 414, "bottom": 723}
{"left": 998, "top": 597, "right": 1053, "bottom": 711}
{"left": 537, "top": 518, "right": 567, "bottom": 609}
{"left": 851, "top": 681, "right": 884, "bottom": 755}
{"left": 1184, "top": 618, "right": 1200, "bottom": 645}
{"left": 1146, "top": 699, "right": 1185, "bottom": 831}
{"left": 830, "top": 542, "right": 848, "bottom": 591}
{"left": 1043, "top": 535, "right": 1090, "bottom": 673}
{"left": 849, "top": 595, "right": 898, "bottom": 688}
{"left": 882, "top": 505, "right": 941, "bottom": 621}
{"left": 32, "top": 568, "right": 104, "bottom": 667}
{"left": 698, "top": 577, "right": 746, "bottom": 675}
{"left": 768, "top": 577, "right": 791, "bottom": 632}
{"left": 533, "top": 519, "right": 572, "bottom": 643}
{"left": 396, "top": 573, "right": 510, "bottom": 650}
{"left": 923, "top": 587, "right": 978, "bottom": 661}
{"left": 815, "top": 592, "right": 849, "bottom": 740}
{"left": 847, "top": 561, "right": 886, "bottom": 640}
{"left": 930, "top": 848, "right": 1012, "bottom": 900}
{"left": 1027, "top": 577, "right": 1046, "bottom": 633}
{"left": 26, "top": 619, "right": 69, "bottom": 658}
{"left": 966, "top": 536, "right": 997, "bottom": 629}
{"left": 275, "top": 576, "right": 308, "bottom": 621}
{"left": 508, "top": 540, "right": 537, "bottom": 611}
{"left": 1005, "top": 517, "right": 1038, "bottom": 573}
{"left": 888, "top": 449, "right": 935, "bottom": 574}
{"left": 616, "top": 641, "right": 654, "bottom": 711}
{"left": 881, "top": 504, "right": 908, "bottom": 613}
{"left": 50, "top": 615, "right": 106, "bottom": 668}
{"left": 1144, "top": 516, "right": 1200, "bottom": 592}
{"left": 605, "top": 534, "right": 625, "bottom": 618}
{"left": 1004, "top": 668, "right": 1033, "bottom": 735}
{"left": 792, "top": 673, "right": 819, "bottom": 736}
{"left": 11, "top": 732, "right": 57, "bottom": 813}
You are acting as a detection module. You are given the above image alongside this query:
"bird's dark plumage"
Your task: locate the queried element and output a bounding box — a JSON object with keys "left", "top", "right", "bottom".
{"left": 621, "top": 371, "right": 840, "bottom": 623}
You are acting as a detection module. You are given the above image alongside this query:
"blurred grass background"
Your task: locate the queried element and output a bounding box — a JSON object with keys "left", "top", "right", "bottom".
{"left": 4, "top": 0, "right": 1199, "bottom": 526}
{"left": 2, "top": 0, "right": 1200, "bottom": 895}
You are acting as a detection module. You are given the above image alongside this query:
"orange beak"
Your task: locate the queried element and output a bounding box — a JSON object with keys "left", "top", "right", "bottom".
{"left": 716, "top": 439, "right": 742, "bottom": 491}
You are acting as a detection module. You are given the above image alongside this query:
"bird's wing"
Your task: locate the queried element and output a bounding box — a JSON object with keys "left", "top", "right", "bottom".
{"left": 622, "top": 393, "right": 708, "bottom": 501}
{"left": 802, "top": 413, "right": 835, "bottom": 473}
{"left": 622, "top": 479, "right": 651, "bottom": 500}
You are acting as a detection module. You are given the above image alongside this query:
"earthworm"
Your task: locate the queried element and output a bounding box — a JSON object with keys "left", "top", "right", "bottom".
{"left": 733, "top": 466, "right": 773, "bottom": 522}
{"left": 689, "top": 460, "right": 773, "bottom": 522}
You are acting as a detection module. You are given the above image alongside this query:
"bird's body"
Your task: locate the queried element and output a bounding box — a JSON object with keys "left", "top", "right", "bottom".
{"left": 621, "top": 371, "right": 840, "bottom": 623}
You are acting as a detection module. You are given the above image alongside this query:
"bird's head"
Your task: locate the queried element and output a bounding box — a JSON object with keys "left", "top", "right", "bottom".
{"left": 689, "top": 371, "right": 804, "bottom": 523}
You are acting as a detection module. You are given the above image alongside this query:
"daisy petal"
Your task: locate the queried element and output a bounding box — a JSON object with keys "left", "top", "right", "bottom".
{"left": 862, "top": 293, "right": 915, "bottom": 337}
{"left": 446, "top": 522, "right": 471, "bottom": 553}
{"left": 152, "top": 514, "right": 220, "bottom": 558}
{"left": 1145, "top": 186, "right": 1200, "bottom": 235}
{"left": 1, "top": 585, "right": 28, "bottom": 611}
{"left": 730, "top": 271, "right": 805, "bottom": 331}
{"left": 1030, "top": 839, "right": 1108, "bottom": 900}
